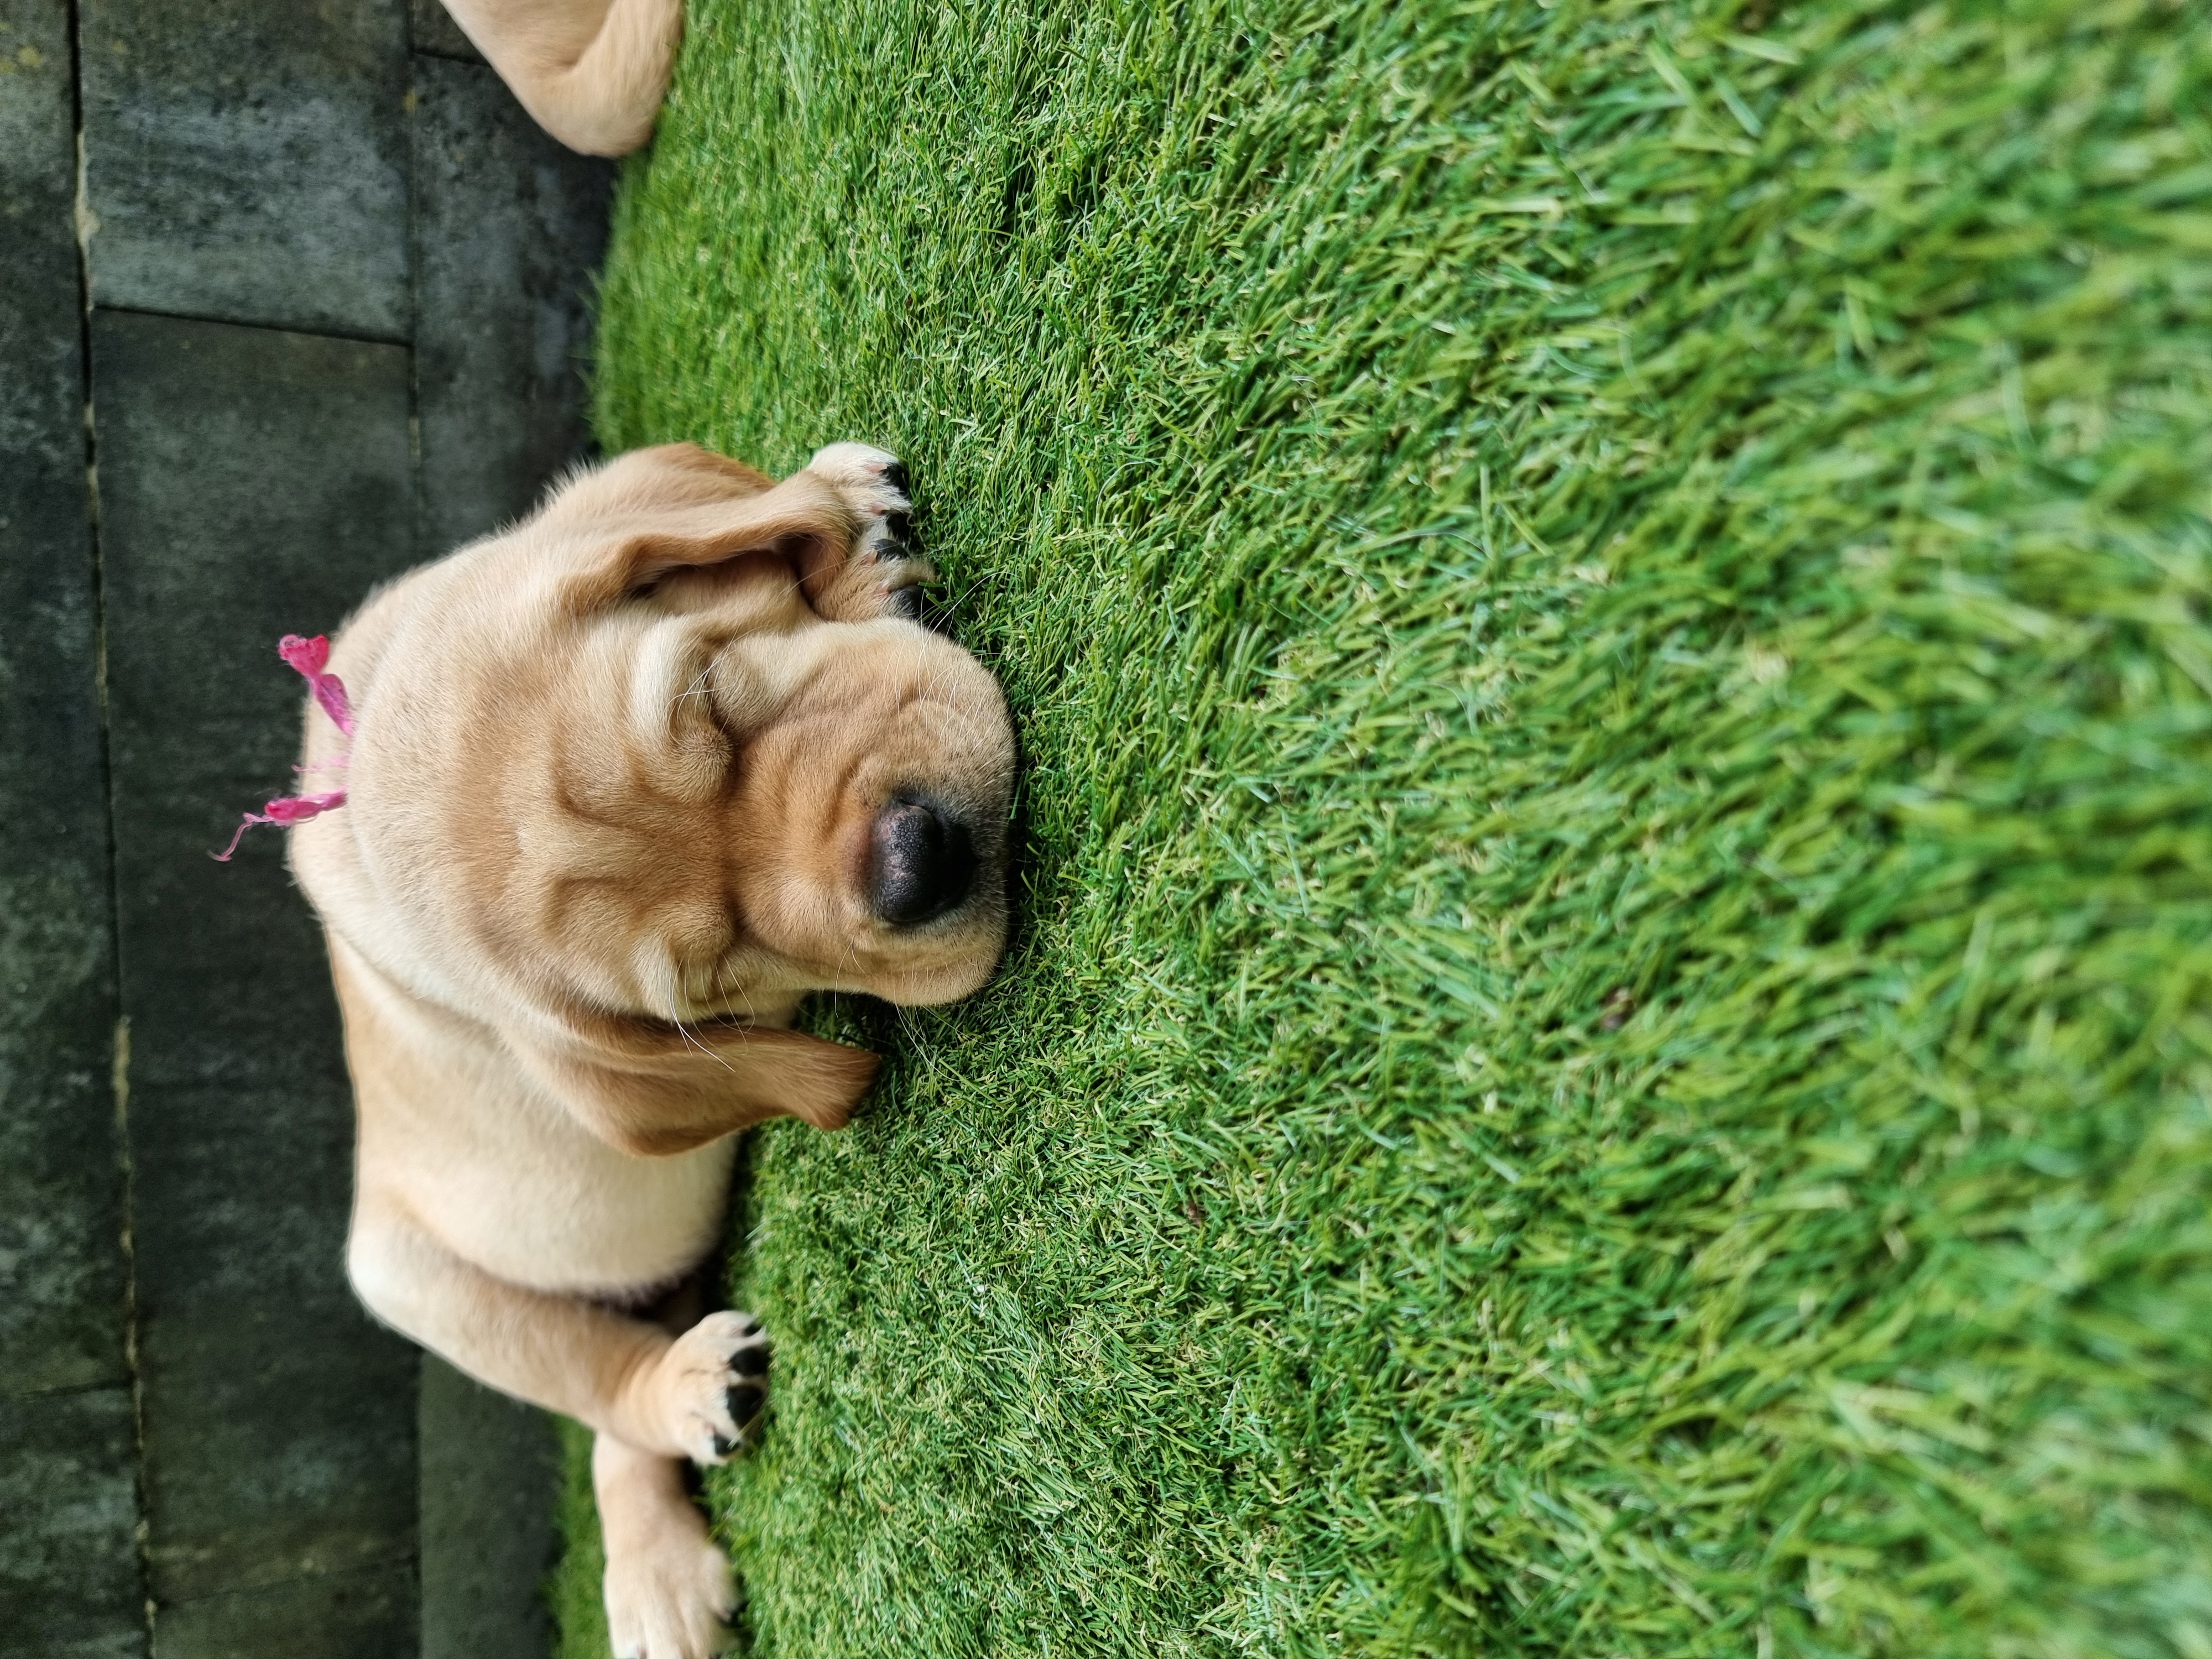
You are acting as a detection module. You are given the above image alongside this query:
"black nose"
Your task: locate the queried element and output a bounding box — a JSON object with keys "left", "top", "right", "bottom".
{"left": 868, "top": 797, "right": 975, "bottom": 926}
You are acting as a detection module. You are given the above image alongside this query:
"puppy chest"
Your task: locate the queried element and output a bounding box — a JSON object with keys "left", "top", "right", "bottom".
{"left": 410, "top": 1131, "right": 739, "bottom": 1297}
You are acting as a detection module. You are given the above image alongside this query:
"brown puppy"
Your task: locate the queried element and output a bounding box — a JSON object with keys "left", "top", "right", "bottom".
{"left": 288, "top": 441, "right": 1013, "bottom": 1659}
{"left": 437, "top": 0, "right": 684, "bottom": 155}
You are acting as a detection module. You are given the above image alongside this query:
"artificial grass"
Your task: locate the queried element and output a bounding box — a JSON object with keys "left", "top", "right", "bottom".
{"left": 553, "top": 0, "right": 2212, "bottom": 1652}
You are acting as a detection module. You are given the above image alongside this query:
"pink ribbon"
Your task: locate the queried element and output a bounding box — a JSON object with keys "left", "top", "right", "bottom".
{"left": 277, "top": 632, "right": 356, "bottom": 735}
{"left": 212, "top": 634, "right": 354, "bottom": 862}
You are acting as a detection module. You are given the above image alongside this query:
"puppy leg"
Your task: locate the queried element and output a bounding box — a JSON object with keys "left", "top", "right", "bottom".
{"left": 346, "top": 1198, "right": 771, "bottom": 1464}
{"left": 440, "top": 0, "right": 683, "bottom": 156}
{"left": 596, "top": 1432, "right": 734, "bottom": 1659}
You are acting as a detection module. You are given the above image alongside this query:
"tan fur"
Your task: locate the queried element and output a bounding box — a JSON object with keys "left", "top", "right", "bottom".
{"left": 290, "top": 442, "right": 1012, "bottom": 1658}
{"left": 440, "top": 0, "right": 684, "bottom": 155}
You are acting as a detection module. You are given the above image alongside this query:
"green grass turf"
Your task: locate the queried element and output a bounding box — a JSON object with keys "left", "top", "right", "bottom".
{"left": 550, "top": 0, "right": 2212, "bottom": 1652}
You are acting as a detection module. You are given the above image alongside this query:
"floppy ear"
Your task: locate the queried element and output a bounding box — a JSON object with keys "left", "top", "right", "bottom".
{"left": 556, "top": 458, "right": 857, "bottom": 615}
{"left": 508, "top": 1007, "right": 880, "bottom": 1156}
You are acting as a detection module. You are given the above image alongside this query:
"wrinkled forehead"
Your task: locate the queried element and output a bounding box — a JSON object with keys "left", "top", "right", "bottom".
{"left": 389, "top": 596, "right": 992, "bottom": 822}
{"left": 372, "top": 512, "right": 1004, "bottom": 783}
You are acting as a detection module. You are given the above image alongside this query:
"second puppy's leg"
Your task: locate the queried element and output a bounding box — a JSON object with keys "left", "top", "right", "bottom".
{"left": 439, "top": 0, "right": 682, "bottom": 156}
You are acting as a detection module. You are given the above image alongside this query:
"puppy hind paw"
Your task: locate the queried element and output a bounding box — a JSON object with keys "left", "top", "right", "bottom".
{"left": 604, "top": 1530, "right": 735, "bottom": 1659}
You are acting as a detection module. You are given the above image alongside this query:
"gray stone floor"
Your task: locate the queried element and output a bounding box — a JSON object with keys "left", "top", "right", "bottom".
{"left": 0, "top": 2, "right": 609, "bottom": 1652}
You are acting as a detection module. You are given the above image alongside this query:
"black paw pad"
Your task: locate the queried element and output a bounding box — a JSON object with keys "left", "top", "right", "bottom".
{"left": 886, "top": 586, "right": 924, "bottom": 620}
{"left": 725, "top": 1383, "right": 765, "bottom": 1426}
{"left": 710, "top": 1431, "right": 734, "bottom": 1459}
{"left": 736, "top": 1315, "right": 761, "bottom": 1337}
{"left": 730, "top": 1344, "right": 768, "bottom": 1379}
{"left": 882, "top": 460, "right": 909, "bottom": 493}
{"left": 880, "top": 510, "right": 914, "bottom": 550}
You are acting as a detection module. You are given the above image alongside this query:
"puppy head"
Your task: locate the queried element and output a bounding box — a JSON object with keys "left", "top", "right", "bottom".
{"left": 327, "top": 447, "right": 1015, "bottom": 1146}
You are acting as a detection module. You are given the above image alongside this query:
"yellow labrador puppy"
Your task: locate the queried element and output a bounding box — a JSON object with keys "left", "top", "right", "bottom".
{"left": 437, "top": 0, "right": 685, "bottom": 155}
{"left": 285, "top": 441, "right": 1013, "bottom": 1659}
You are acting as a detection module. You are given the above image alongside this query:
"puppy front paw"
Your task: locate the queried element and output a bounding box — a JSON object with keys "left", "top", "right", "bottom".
{"left": 603, "top": 1505, "right": 735, "bottom": 1659}
{"left": 803, "top": 441, "right": 936, "bottom": 621}
{"left": 653, "top": 1310, "right": 770, "bottom": 1466}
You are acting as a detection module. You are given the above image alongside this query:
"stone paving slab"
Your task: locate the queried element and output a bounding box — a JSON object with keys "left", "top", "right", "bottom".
{"left": 410, "top": 0, "right": 483, "bottom": 62}
{"left": 124, "top": 1095, "right": 420, "bottom": 1608}
{"left": 0, "top": 8, "right": 143, "bottom": 1654}
{"left": 420, "top": 1357, "right": 561, "bottom": 1659}
{"left": 0, "top": 0, "right": 128, "bottom": 1405}
{"left": 0, "top": 1388, "right": 146, "bottom": 1659}
{"left": 154, "top": 1562, "right": 417, "bottom": 1659}
{"left": 77, "top": 0, "right": 411, "bottom": 339}
{"left": 413, "top": 53, "right": 610, "bottom": 556}
{"left": 88, "top": 309, "right": 422, "bottom": 1635}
